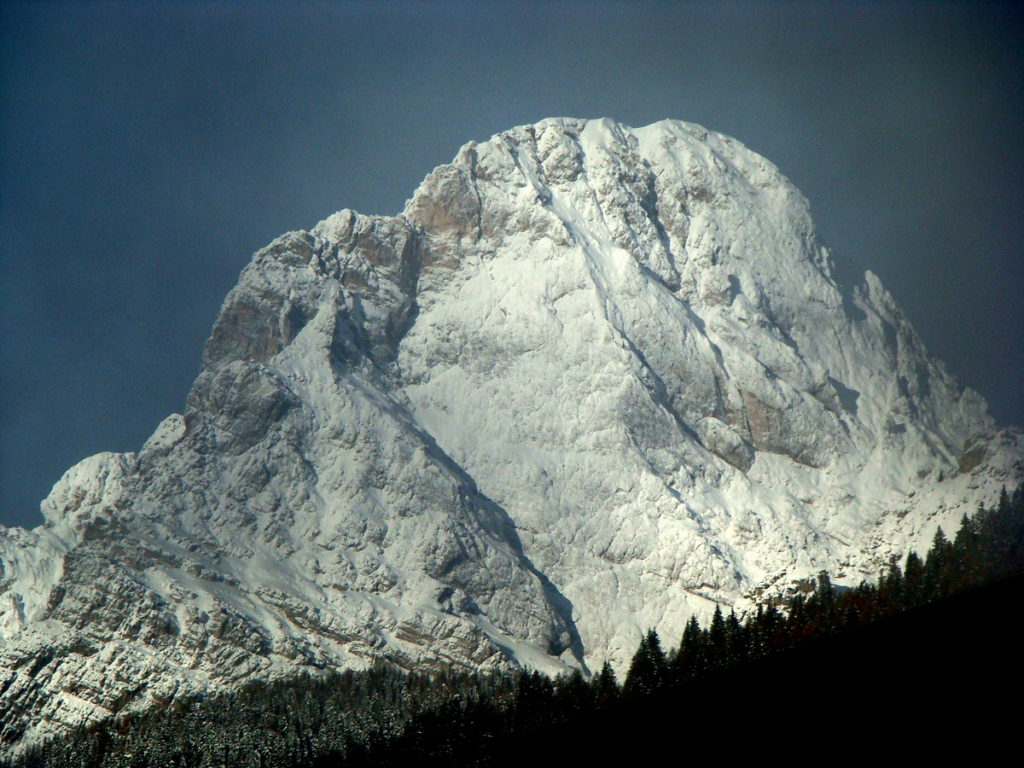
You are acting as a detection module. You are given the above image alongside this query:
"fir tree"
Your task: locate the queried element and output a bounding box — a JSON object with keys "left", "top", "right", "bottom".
{"left": 878, "top": 555, "right": 904, "bottom": 615}
{"left": 623, "top": 629, "right": 666, "bottom": 698}
{"left": 591, "top": 661, "right": 620, "bottom": 706}
{"left": 673, "top": 615, "right": 704, "bottom": 681}
{"left": 923, "top": 527, "right": 952, "bottom": 600}
{"left": 816, "top": 571, "right": 836, "bottom": 628}
{"left": 904, "top": 551, "right": 925, "bottom": 608}
{"left": 724, "top": 609, "right": 746, "bottom": 666}
{"left": 708, "top": 605, "right": 727, "bottom": 666}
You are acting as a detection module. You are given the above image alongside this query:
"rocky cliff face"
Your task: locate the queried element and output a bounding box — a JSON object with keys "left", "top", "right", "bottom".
{"left": 1, "top": 117, "right": 1020, "bottom": 747}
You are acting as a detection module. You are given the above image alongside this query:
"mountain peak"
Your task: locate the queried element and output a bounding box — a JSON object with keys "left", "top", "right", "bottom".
{"left": 1, "top": 118, "right": 1019, "bottom": 747}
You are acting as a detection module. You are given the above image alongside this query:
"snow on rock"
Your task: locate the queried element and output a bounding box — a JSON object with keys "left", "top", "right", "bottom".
{"left": 1, "top": 117, "right": 1020, "bottom": 748}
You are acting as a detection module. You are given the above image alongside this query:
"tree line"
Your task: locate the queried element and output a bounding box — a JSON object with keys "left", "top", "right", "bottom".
{"left": 7, "top": 486, "right": 1023, "bottom": 767}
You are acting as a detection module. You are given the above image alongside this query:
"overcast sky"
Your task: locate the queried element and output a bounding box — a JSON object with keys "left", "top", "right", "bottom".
{"left": 2, "top": 1, "right": 1022, "bottom": 528}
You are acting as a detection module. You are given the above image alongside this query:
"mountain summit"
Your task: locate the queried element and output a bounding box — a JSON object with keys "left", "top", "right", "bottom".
{"left": 1, "top": 117, "right": 1019, "bottom": 745}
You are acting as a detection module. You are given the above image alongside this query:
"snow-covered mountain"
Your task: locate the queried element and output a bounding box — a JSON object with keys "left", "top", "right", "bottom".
{"left": 1, "top": 117, "right": 1019, "bottom": 747}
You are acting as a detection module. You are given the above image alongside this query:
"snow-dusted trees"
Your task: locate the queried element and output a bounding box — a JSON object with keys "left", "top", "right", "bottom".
{"left": 10, "top": 488, "right": 1023, "bottom": 767}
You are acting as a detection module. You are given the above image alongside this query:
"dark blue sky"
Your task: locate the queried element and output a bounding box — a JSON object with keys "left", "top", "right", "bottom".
{"left": 2, "top": 1, "right": 1022, "bottom": 528}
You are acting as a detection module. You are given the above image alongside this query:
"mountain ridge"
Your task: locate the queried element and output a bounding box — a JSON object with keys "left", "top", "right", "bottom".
{"left": 1, "top": 117, "right": 1019, "bottom": 747}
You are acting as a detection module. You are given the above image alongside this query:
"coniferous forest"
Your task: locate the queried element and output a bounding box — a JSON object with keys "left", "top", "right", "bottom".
{"left": 6, "top": 487, "right": 1023, "bottom": 767}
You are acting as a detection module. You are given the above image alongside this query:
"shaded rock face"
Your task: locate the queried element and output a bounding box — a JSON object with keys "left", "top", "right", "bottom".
{"left": 1, "top": 117, "right": 1020, "bottom": 747}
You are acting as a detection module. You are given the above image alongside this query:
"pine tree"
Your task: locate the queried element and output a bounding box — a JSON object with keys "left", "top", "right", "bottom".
{"left": 673, "top": 615, "right": 704, "bottom": 680}
{"left": 724, "top": 609, "right": 745, "bottom": 666}
{"left": 878, "top": 555, "right": 903, "bottom": 615}
{"left": 923, "top": 527, "right": 952, "bottom": 601}
{"left": 903, "top": 551, "right": 925, "bottom": 608}
{"left": 623, "top": 629, "right": 666, "bottom": 699}
{"left": 646, "top": 628, "right": 667, "bottom": 680}
{"left": 816, "top": 571, "right": 836, "bottom": 630}
{"left": 998, "top": 486, "right": 1010, "bottom": 512}
{"left": 787, "top": 594, "right": 807, "bottom": 645}
{"left": 555, "top": 670, "right": 593, "bottom": 717}
{"left": 591, "top": 661, "right": 620, "bottom": 707}
{"left": 708, "top": 605, "right": 726, "bottom": 666}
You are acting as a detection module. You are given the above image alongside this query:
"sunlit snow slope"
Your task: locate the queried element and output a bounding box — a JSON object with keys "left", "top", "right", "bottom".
{"left": 1, "top": 118, "right": 1020, "bottom": 747}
